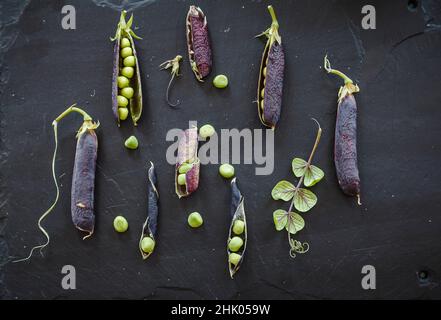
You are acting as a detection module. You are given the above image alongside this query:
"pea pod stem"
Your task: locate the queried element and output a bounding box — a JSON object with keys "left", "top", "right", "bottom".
{"left": 54, "top": 104, "right": 92, "bottom": 123}
{"left": 268, "top": 5, "right": 279, "bottom": 29}
{"left": 324, "top": 55, "right": 353, "bottom": 85}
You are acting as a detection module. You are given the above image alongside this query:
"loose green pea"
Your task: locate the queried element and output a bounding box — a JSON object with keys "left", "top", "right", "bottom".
{"left": 140, "top": 237, "right": 155, "bottom": 253}
{"left": 178, "top": 163, "right": 193, "bottom": 174}
{"left": 113, "top": 216, "right": 128, "bottom": 233}
{"left": 219, "top": 163, "right": 235, "bottom": 179}
{"left": 121, "top": 87, "right": 134, "bottom": 99}
{"left": 123, "top": 56, "right": 136, "bottom": 67}
{"left": 232, "top": 220, "right": 245, "bottom": 235}
{"left": 229, "top": 253, "right": 241, "bottom": 266}
{"left": 121, "top": 47, "right": 133, "bottom": 58}
{"left": 177, "top": 173, "right": 186, "bottom": 185}
{"left": 117, "top": 95, "right": 128, "bottom": 107}
{"left": 121, "top": 67, "right": 134, "bottom": 78}
{"left": 188, "top": 212, "right": 203, "bottom": 228}
{"left": 118, "top": 107, "right": 128, "bottom": 120}
{"left": 228, "top": 236, "right": 243, "bottom": 252}
{"left": 121, "top": 37, "right": 130, "bottom": 48}
{"left": 213, "top": 74, "right": 229, "bottom": 89}
{"left": 117, "top": 76, "right": 129, "bottom": 89}
{"left": 199, "top": 124, "right": 215, "bottom": 139}
{"left": 124, "top": 135, "right": 139, "bottom": 150}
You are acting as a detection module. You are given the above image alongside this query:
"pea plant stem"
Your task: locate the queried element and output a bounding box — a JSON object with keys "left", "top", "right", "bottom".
{"left": 54, "top": 104, "right": 92, "bottom": 123}
{"left": 324, "top": 55, "right": 353, "bottom": 85}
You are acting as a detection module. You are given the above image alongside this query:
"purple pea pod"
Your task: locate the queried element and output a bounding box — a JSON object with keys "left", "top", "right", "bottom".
{"left": 175, "top": 127, "right": 200, "bottom": 198}
{"left": 186, "top": 5, "right": 212, "bottom": 82}
{"left": 256, "top": 5, "right": 285, "bottom": 130}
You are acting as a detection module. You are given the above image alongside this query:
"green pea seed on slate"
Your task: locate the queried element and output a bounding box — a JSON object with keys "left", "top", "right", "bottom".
{"left": 123, "top": 56, "right": 136, "bottom": 67}
{"left": 199, "top": 124, "right": 215, "bottom": 139}
{"left": 177, "top": 173, "right": 186, "bottom": 185}
{"left": 228, "top": 236, "right": 243, "bottom": 252}
{"left": 229, "top": 253, "right": 241, "bottom": 266}
{"left": 121, "top": 47, "right": 133, "bottom": 58}
{"left": 117, "top": 95, "right": 128, "bottom": 107}
{"left": 121, "top": 37, "right": 131, "bottom": 48}
{"left": 219, "top": 163, "right": 235, "bottom": 179}
{"left": 117, "top": 76, "right": 129, "bottom": 89}
{"left": 121, "top": 67, "right": 134, "bottom": 78}
{"left": 188, "top": 212, "right": 203, "bottom": 228}
{"left": 118, "top": 107, "right": 128, "bottom": 120}
{"left": 178, "top": 163, "right": 193, "bottom": 174}
{"left": 213, "top": 74, "right": 228, "bottom": 89}
{"left": 124, "top": 135, "right": 139, "bottom": 150}
{"left": 140, "top": 237, "right": 155, "bottom": 253}
{"left": 113, "top": 216, "right": 128, "bottom": 233}
{"left": 121, "top": 87, "right": 134, "bottom": 99}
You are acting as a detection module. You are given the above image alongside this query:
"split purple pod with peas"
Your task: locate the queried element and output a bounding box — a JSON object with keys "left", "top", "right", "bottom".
{"left": 14, "top": 104, "right": 98, "bottom": 262}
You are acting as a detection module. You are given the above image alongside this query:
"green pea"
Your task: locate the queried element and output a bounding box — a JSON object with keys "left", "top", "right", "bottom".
{"left": 121, "top": 37, "right": 131, "bottom": 48}
{"left": 124, "top": 135, "right": 139, "bottom": 150}
{"left": 263, "top": 67, "right": 267, "bottom": 77}
{"left": 199, "top": 124, "right": 215, "bottom": 139}
{"left": 228, "top": 236, "right": 243, "bottom": 252}
{"left": 121, "top": 47, "right": 133, "bottom": 58}
{"left": 117, "top": 95, "right": 128, "bottom": 107}
{"left": 123, "top": 56, "right": 136, "bottom": 67}
{"left": 188, "top": 212, "right": 203, "bottom": 228}
{"left": 261, "top": 89, "right": 265, "bottom": 98}
{"left": 121, "top": 87, "right": 134, "bottom": 99}
{"left": 117, "top": 76, "right": 129, "bottom": 89}
{"left": 232, "top": 220, "right": 245, "bottom": 235}
{"left": 213, "top": 74, "right": 229, "bottom": 89}
{"left": 113, "top": 216, "right": 128, "bottom": 233}
{"left": 118, "top": 107, "right": 128, "bottom": 120}
{"left": 178, "top": 163, "right": 193, "bottom": 174}
{"left": 219, "top": 163, "right": 235, "bottom": 179}
{"left": 141, "top": 237, "right": 155, "bottom": 253}
{"left": 260, "top": 100, "right": 264, "bottom": 110}
{"left": 177, "top": 173, "right": 186, "bottom": 185}
{"left": 121, "top": 67, "right": 134, "bottom": 78}
{"left": 229, "top": 253, "right": 241, "bottom": 266}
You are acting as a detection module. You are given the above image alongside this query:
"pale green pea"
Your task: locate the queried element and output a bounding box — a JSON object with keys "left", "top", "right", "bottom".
{"left": 117, "top": 76, "right": 129, "bottom": 89}
{"left": 121, "top": 37, "right": 130, "bottom": 48}
{"left": 118, "top": 107, "right": 128, "bottom": 120}
{"left": 261, "top": 89, "right": 265, "bottom": 98}
{"left": 232, "top": 220, "right": 245, "bottom": 235}
{"left": 229, "top": 253, "right": 241, "bottom": 266}
{"left": 177, "top": 173, "right": 186, "bottom": 185}
{"left": 260, "top": 100, "right": 264, "bottom": 110}
{"left": 123, "top": 56, "right": 136, "bottom": 67}
{"left": 219, "top": 163, "right": 235, "bottom": 179}
{"left": 117, "top": 95, "right": 128, "bottom": 107}
{"left": 141, "top": 237, "right": 155, "bottom": 253}
{"left": 263, "top": 67, "right": 267, "bottom": 77}
{"left": 188, "top": 212, "right": 203, "bottom": 228}
{"left": 228, "top": 236, "right": 243, "bottom": 252}
{"left": 121, "top": 87, "right": 134, "bottom": 99}
{"left": 121, "top": 67, "right": 134, "bottom": 78}
{"left": 121, "top": 47, "right": 133, "bottom": 58}
{"left": 113, "top": 216, "right": 128, "bottom": 233}
{"left": 124, "top": 135, "right": 139, "bottom": 150}
{"left": 199, "top": 124, "right": 215, "bottom": 139}
{"left": 178, "top": 163, "right": 193, "bottom": 174}
{"left": 213, "top": 74, "right": 228, "bottom": 89}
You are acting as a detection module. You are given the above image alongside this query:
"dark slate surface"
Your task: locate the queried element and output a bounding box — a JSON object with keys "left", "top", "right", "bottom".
{"left": 1, "top": 0, "right": 441, "bottom": 299}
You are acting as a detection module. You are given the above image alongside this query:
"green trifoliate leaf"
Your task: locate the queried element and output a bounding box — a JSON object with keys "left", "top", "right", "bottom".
{"left": 292, "top": 158, "right": 308, "bottom": 178}
{"left": 293, "top": 188, "right": 317, "bottom": 212}
{"left": 273, "top": 209, "right": 288, "bottom": 231}
{"left": 271, "top": 180, "right": 296, "bottom": 201}
{"left": 304, "top": 165, "right": 324, "bottom": 187}
{"left": 285, "top": 212, "right": 305, "bottom": 234}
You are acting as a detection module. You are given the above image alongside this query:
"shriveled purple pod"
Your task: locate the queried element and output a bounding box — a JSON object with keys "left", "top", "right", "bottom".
{"left": 186, "top": 5, "right": 212, "bottom": 82}
{"left": 111, "top": 11, "right": 143, "bottom": 126}
{"left": 257, "top": 6, "right": 285, "bottom": 130}
{"left": 175, "top": 127, "right": 200, "bottom": 198}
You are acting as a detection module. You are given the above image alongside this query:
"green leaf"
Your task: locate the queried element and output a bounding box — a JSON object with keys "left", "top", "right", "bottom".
{"left": 271, "top": 180, "right": 296, "bottom": 201}
{"left": 304, "top": 165, "right": 325, "bottom": 187}
{"left": 273, "top": 209, "right": 288, "bottom": 231}
{"left": 285, "top": 212, "right": 305, "bottom": 234}
{"left": 292, "top": 158, "right": 307, "bottom": 178}
{"left": 293, "top": 188, "right": 317, "bottom": 212}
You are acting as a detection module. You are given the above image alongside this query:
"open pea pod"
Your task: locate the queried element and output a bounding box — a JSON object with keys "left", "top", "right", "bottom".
{"left": 139, "top": 162, "right": 159, "bottom": 259}
{"left": 175, "top": 127, "right": 200, "bottom": 198}
{"left": 111, "top": 11, "right": 143, "bottom": 126}
{"left": 227, "top": 178, "right": 247, "bottom": 279}
{"left": 256, "top": 6, "right": 284, "bottom": 130}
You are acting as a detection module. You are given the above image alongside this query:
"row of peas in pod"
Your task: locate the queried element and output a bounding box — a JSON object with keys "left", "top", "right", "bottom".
{"left": 117, "top": 37, "right": 136, "bottom": 121}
